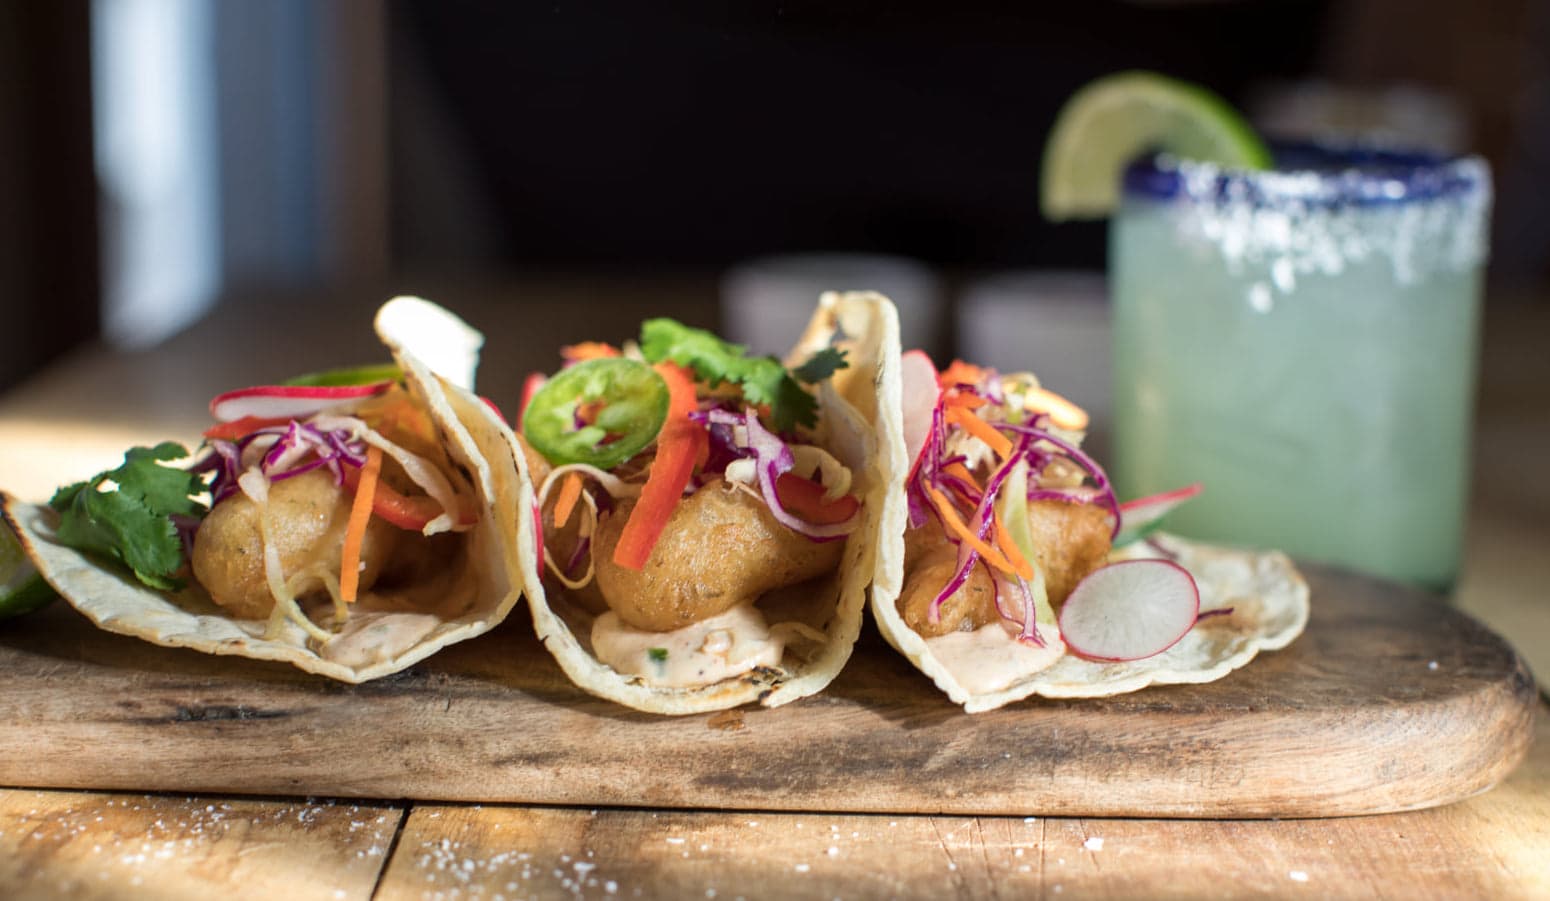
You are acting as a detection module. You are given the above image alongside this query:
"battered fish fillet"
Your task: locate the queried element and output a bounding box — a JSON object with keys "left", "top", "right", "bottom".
{"left": 592, "top": 479, "right": 844, "bottom": 632}
{"left": 191, "top": 469, "right": 399, "bottom": 619}
{"left": 898, "top": 499, "right": 1113, "bottom": 637}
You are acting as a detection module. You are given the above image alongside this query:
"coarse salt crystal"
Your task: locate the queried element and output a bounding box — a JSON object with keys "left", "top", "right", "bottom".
{"left": 1084, "top": 837, "right": 1104, "bottom": 851}
{"left": 1290, "top": 870, "right": 1309, "bottom": 882}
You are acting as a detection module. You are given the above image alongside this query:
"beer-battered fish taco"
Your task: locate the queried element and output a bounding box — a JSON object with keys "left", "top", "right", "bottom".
{"left": 1, "top": 298, "right": 526, "bottom": 682}
{"left": 511, "top": 292, "right": 903, "bottom": 714}
{"left": 872, "top": 351, "right": 1309, "bottom": 713}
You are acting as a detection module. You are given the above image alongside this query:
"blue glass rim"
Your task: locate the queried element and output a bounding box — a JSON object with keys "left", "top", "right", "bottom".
{"left": 1122, "top": 140, "right": 1491, "bottom": 208}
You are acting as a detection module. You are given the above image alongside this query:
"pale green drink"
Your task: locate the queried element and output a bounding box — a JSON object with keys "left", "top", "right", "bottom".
{"left": 1110, "top": 145, "right": 1491, "bottom": 590}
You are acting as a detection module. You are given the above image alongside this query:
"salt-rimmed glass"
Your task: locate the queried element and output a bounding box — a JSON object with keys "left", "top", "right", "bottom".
{"left": 1109, "top": 144, "right": 1491, "bottom": 590}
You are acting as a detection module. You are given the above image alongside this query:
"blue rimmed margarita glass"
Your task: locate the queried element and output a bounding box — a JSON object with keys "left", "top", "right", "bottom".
{"left": 1109, "top": 144, "right": 1492, "bottom": 591}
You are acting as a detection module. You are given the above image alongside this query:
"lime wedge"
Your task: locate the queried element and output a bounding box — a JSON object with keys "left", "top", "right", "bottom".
{"left": 283, "top": 363, "right": 402, "bottom": 387}
{"left": 1040, "top": 70, "right": 1272, "bottom": 221}
{"left": 1, "top": 521, "right": 56, "bottom": 620}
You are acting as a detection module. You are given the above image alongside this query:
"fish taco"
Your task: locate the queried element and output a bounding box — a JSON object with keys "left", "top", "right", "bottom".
{"left": 510, "top": 292, "right": 903, "bottom": 714}
{"left": 872, "top": 350, "right": 1309, "bottom": 713}
{"left": 1, "top": 297, "right": 527, "bottom": 682}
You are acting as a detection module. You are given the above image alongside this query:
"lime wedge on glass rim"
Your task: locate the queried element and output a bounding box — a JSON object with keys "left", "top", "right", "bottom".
{"left": 1040, "top": 70, "right": 1272, "bottom": 221}
{"left": 1, "top": 520, "right": 56, "bottom": 620}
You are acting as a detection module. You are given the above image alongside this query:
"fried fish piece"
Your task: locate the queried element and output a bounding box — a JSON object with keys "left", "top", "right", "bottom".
{"left": 191, "top": 469, "right": 400, "bottom": 619}
{"left": 1025, "top": 498, "right": 1113, "bottom": 606}
{"left": 592, "top": 479, "right": 843, "bottom": 632}
{"left": 898, "top": 499, "right": 1113, "bottom": 637}
{"left": 898, "top": 525, "right": 998, "bottom": 637}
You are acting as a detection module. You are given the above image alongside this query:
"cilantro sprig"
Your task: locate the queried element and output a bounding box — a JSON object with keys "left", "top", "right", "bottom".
{"left": 639, "top": 319, "right": 847, "bottom": 432}
{"left": 49, "top": 442, "right": 206, "bottom": 591}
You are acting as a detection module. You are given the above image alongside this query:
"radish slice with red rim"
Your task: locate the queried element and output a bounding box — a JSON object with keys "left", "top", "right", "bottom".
{"left": 1114, "top": 482, "right": 1203, "bottom": 547}
{"left": 209, "top": 383, "right": 392, "bottom": 423}
{"left": 900, "top": 349, "right": 939, "bottom": 472}
{"left": 1058, "top": 559, "right": 1200, "bottom": 662}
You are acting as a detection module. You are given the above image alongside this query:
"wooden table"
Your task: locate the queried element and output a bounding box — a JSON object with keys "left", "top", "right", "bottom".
{"left": 2, "top": 276, "right": 1546, "bottom": 899}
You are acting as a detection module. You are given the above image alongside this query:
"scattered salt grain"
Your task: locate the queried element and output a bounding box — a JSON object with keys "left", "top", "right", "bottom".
{"left": 666, "top": 837, "right": 685, "bottom": 845}
{"left": 1427, "top": 661, "right": 1439, "bottom": 671}
{"left": 1084, "top": 837, "right": 1104, "bottom": 852}
{"left": 1290, "top": 870, "right": 1309, "bottom": 882}
{"left": 794, "top": 864, "right": 811, "bottom": 873}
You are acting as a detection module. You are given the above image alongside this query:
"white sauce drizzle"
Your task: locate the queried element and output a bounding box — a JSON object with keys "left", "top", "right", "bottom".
{"left": 591, "top": 604, "right": 786, "bottom": 688}
{"left": 926, "top": 621, "right": 1066, "bottom": 696}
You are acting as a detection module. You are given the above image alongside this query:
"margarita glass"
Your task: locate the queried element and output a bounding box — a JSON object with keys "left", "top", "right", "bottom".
{"left": 1110, "top": 144, "right": 1491, "bottom": 590}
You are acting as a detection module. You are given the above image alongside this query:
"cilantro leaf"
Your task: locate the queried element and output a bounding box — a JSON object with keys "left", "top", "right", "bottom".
{"left": 638, "top": 319, "right": 847, "bottom": 432}
{"left": 50, "top": 443, "right": 204, "bottom": 590}
{"left": 791, "top": 347, "right": 848, "bottom": 384}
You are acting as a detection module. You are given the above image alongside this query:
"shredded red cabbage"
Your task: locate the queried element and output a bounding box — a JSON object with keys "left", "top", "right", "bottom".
{"left": 693, "top": 407, "right": 858, "bottom": 542}
{"left": 907, "top": 373, "right": 1119, "bottom": 641}
{"left": 192, "top": 421, "right": 368, "bottom": 506}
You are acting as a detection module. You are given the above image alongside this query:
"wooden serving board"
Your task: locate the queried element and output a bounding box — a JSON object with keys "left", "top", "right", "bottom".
{"left": 0, "top": 564, "right": 1535, "bottom": 819}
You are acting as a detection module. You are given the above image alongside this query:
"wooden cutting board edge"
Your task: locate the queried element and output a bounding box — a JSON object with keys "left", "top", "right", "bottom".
{"left": 0, "top": 565, "right": 1539, "bottom": 820}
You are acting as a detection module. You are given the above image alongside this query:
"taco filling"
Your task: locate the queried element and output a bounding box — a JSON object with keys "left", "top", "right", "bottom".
{"left": 44, "top": 371, "right": 484, "bottom": 661}
{"left": 899, "top": 356, "right": 1122, "bottom": 691}
{"left": 519, "top": 319, "right": 862, "bottom": 690}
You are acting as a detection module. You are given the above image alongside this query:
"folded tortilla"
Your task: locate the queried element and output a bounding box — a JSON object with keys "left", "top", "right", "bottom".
{"left": 1, "top": 297, "right": 527, "bottom": 683}
{"left": 869, "top": 346, "right": 1311, "bottom": 713}
{"left": 512, "top": 292, "right": 905, "bottom": 714}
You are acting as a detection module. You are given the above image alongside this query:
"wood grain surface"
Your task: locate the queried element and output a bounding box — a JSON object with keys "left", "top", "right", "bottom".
{"left": 0, "top": 708, "right": 1543, "bottom": 900}
{"left": 377, "top": 707, "right": 1550, "bottom": 900}
{"left": 0, "top": 562, "right": 1534, "bottom": 819}
{"left": 0, "top": 789, "right": 402, "bottom": 901}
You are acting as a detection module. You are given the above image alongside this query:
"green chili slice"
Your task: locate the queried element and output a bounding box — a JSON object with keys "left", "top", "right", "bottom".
{"left": 521, "top": 358, "right": 670, "bottom": 468}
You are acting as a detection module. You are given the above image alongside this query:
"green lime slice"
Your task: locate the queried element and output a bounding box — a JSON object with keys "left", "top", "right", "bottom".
{"left": 1, "top": 522, "right": 56, "bottom": 620}
{"left": 283, "top": 363, "right": 403, "bottom": 387}
{"left": 1040, "top": 70, "right": 1272, "bottom": 221}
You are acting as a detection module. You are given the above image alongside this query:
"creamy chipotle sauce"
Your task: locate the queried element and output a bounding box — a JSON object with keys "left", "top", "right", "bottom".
{"left": 591, "top": 604, "right": 785, "bottom": 687}
{"left": 926, "top": 622, "right": 1066, "bottom": 695}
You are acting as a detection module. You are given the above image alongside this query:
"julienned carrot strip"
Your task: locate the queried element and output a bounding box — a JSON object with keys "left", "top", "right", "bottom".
{"left": 553, "top": 471, "right": 583, "bottom": 528}
{"left": 946, "top": 406, "right": 1013, "bottom": 459}
{"left": 925, "top": 485, "right": 1016, "bottom": 575}
{"left": 938, "top": 360, "right": 985, "bottom": 388}
{"left": 943, "top": 462, "right": 980, "bottom": 489}
{"left": 561, "top": 341, "right": 621, "bottom": 362}
{"left": 992, "top": 508, "right": 1035, "bottom": 580}
{"left": 1024, "top": 385, "right": 1090, "bottom": 431}
{"left": 612, "top": 362, "right": 704, "bottom": 571}
{"left": 340, "top": 445, "right": 383, "bottom": 604}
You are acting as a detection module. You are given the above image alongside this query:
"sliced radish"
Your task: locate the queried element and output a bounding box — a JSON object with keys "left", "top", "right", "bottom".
{"left": 1113, "top": 482, "right": 1204, "bottom": 547}
{"left": 517, "top": 371, "right": 547, "bottom": 422}
{"left": 209, "top": 383, "right": 391, "bottom": 423}
{"left": 1058, "top": 559, "right": 1200, "bottom": 662}
{"left": 900, "top": 349, "right": 939, "bottom": 473}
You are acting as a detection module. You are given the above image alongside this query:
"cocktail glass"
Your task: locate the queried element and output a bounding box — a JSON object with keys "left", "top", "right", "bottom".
{"left": 1110, "top": 143, "right": 1491, "bottom": 591}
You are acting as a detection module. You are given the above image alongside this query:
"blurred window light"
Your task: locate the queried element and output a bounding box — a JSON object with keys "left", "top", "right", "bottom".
{"left": 92, "top": 0, "right": 220, "bottom": 348}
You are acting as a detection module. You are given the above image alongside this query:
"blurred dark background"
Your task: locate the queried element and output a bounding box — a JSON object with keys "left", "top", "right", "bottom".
{"left": 3, "top": 0, "right": 1547, "bottom": 391}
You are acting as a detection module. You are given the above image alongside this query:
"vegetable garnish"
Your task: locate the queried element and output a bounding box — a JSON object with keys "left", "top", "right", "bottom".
{"left": 204, "top": 415, "right": 292, "bottom": 442}
{"left": 282, "top": 363, "right": 402, "bottom": 387}
{"left": 639, "top": 318, "right": 846, "bottom": 432}
{"left": 1114, "top": 483, "right": 1203, "bottom": 547}
{"left": 49, "top": 443, "right": 207, "bottom": 591}
{"left": 905, "top": 361, "right": 1120, "bottom": 638}
{"left": 612, "top": 362, "right": 705, "bottom": 571}
{"left": 552, "top": 472, "right": 584, "bottom": 529}
{"left": 560, "top": 342, "right": 621, "bottom": 363}
{"left": 339, "top": 445, "right": 383, "bottom": 604}
{"left": 522, "top": 358, "right": 670, "bottom": 469}
{"left": 209, "top": 382, "right": 394, "bottom": 423}
{"left": 773, "top": 473, "right": 860, "bottom": 527}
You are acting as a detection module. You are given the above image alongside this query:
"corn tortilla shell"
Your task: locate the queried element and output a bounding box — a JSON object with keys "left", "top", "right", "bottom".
{"left": 1, "top": 298, "right": 526, "bottom": 683}
{"left": 513, "top": 291, "right": 907, "bottom": 714}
